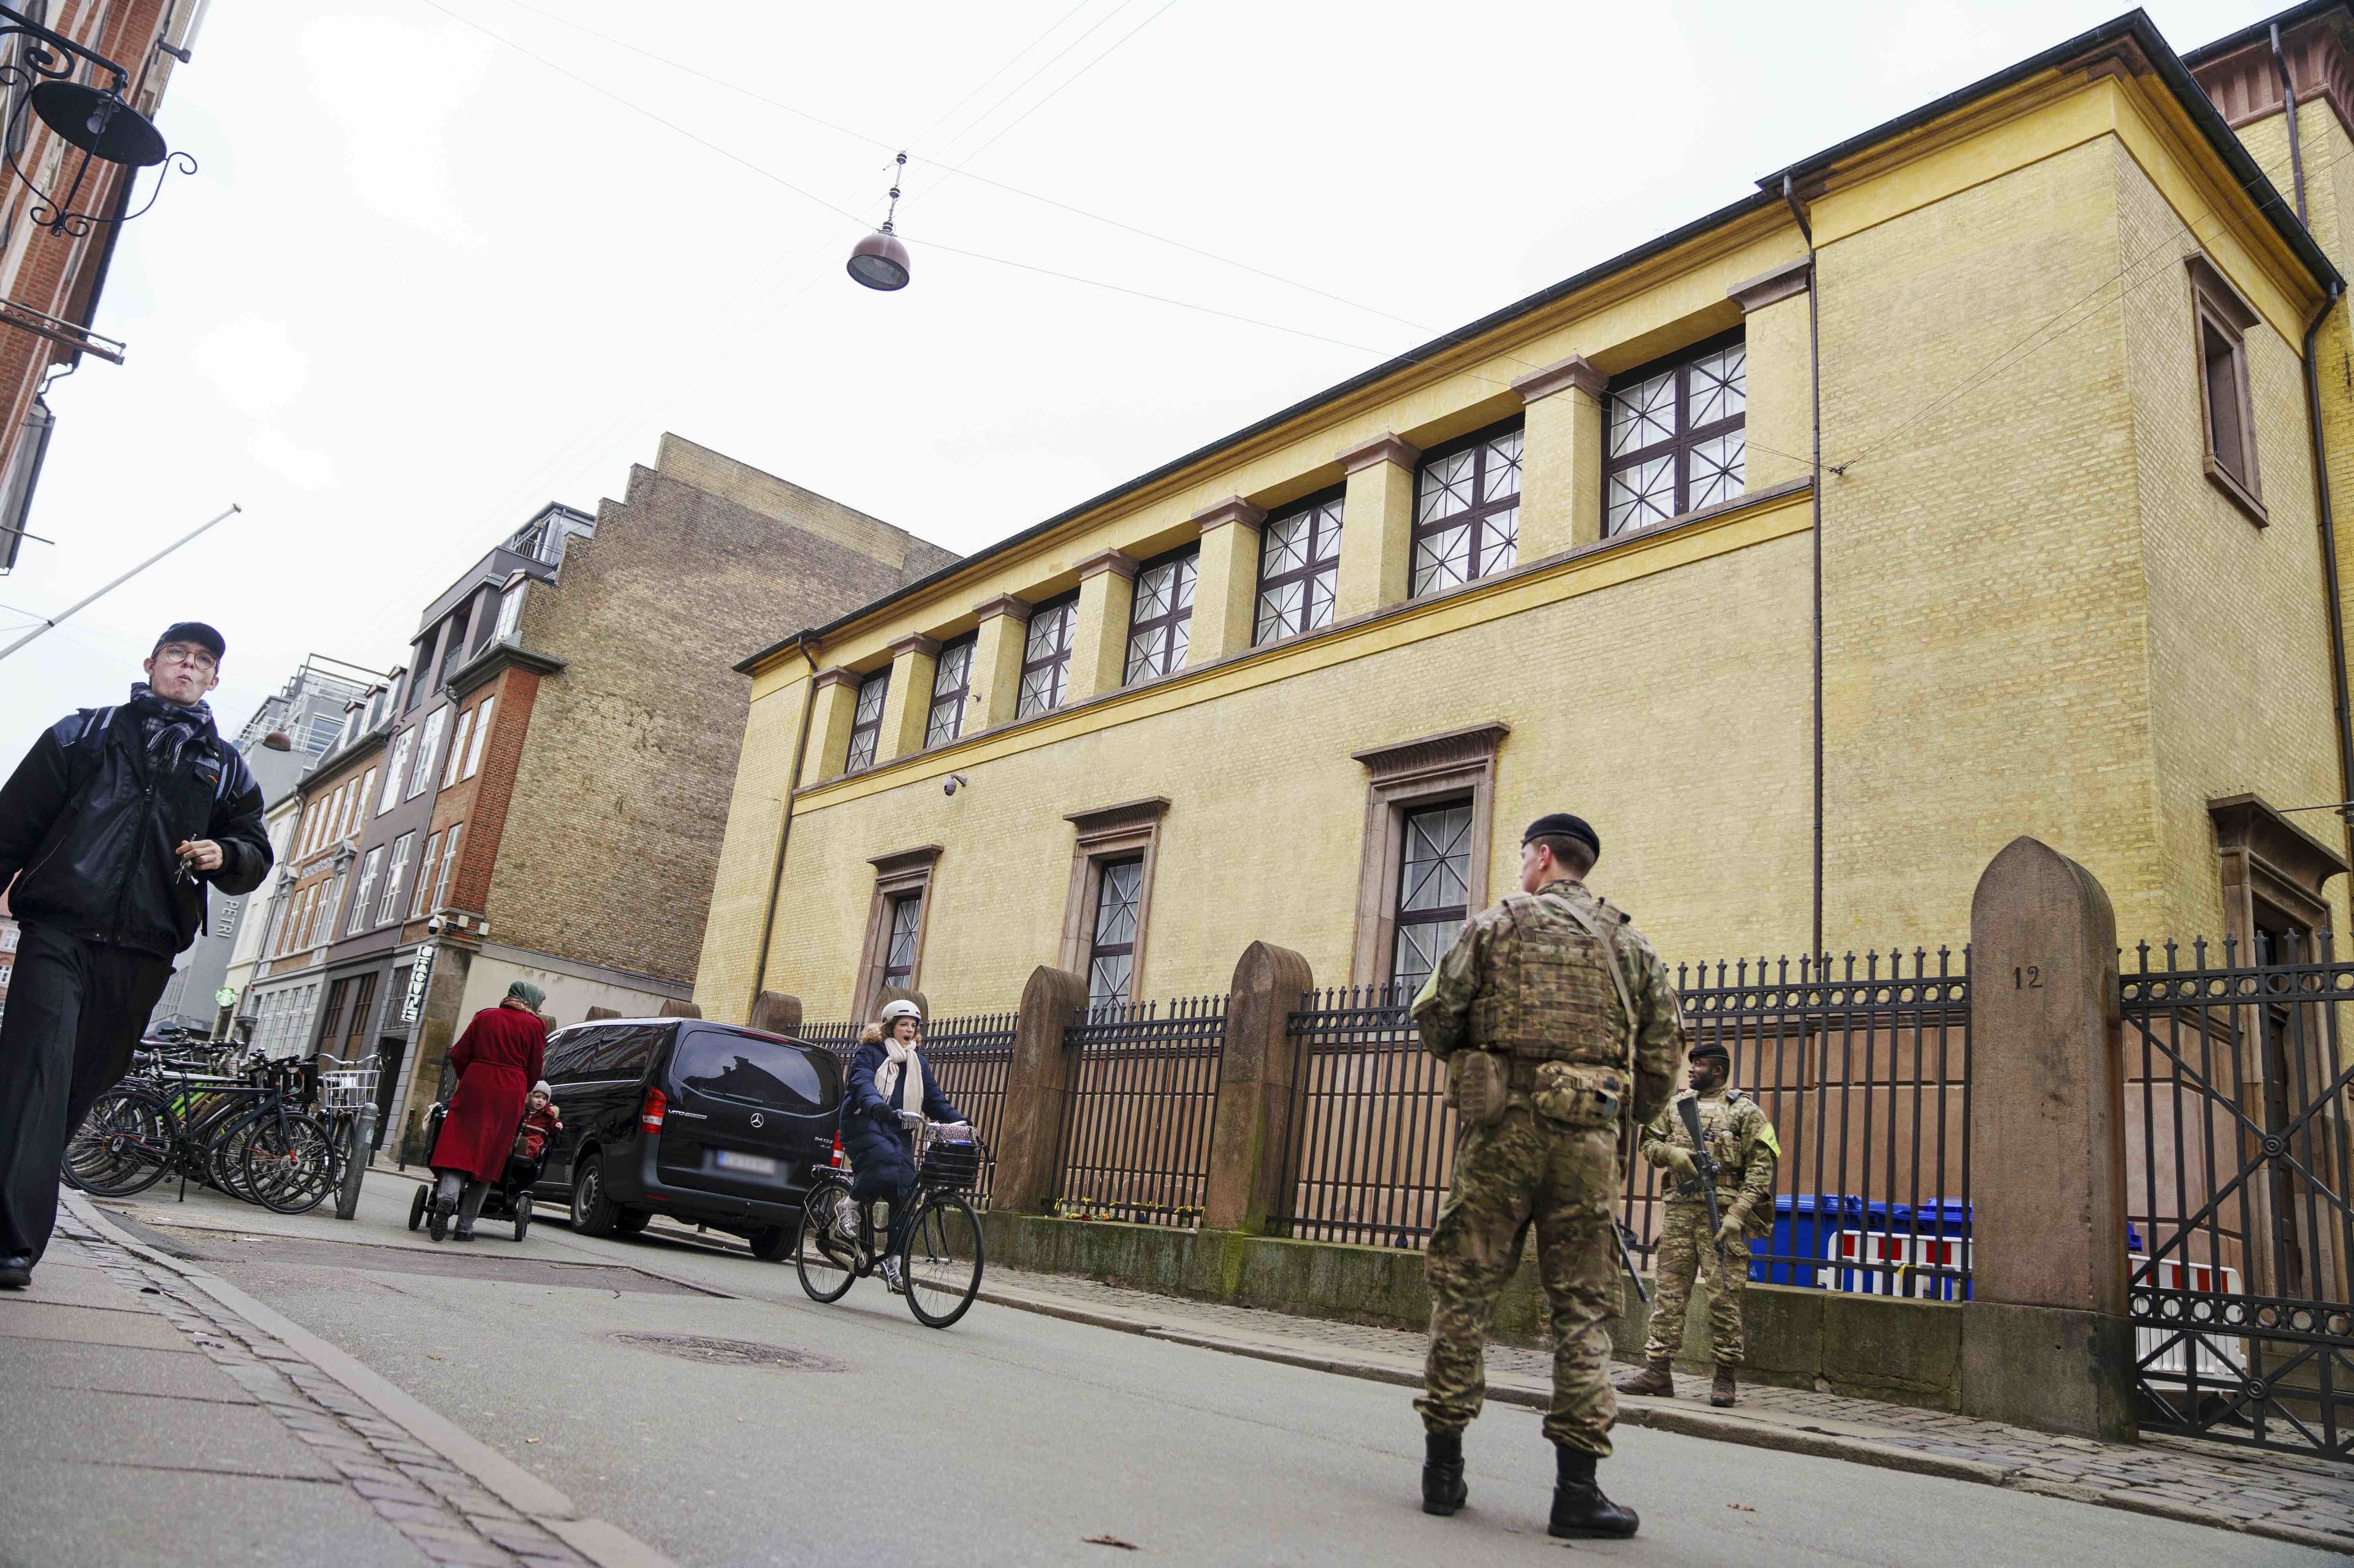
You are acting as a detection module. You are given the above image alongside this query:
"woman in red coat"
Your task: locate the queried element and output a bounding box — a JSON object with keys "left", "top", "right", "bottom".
{"left": 425, "top": 980, "right": 548, "bottom": 1241}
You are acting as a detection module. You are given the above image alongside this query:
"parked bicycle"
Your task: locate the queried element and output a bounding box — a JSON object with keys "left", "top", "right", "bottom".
{"left": 794, "top": 1121, "right": 985, "bottom": 1328}
{"left": 64, "top": 1046, "right": 341, "bottom": 1215}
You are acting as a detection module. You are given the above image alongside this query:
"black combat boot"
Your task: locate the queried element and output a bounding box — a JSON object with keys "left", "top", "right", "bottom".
{"left": 1549, "top": 1447, "right": 1639, "bottom": 1540}
{"left": 1710, "top": 1366, "right": 1737, "bottom": 1407}
{"left": 1421, "top": 1429, "right": 1468, "bottom": 1516}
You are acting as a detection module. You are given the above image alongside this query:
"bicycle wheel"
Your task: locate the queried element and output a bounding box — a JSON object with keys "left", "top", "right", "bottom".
{"left": 65, "top": 1087, "right": 175, "bottom": 1198}
{"left": 902, "top": 1190, "right": 983, "bottom": 1329}
{"left": 794, "top": 1182, "right": 858, "bottom": 1303}
{"left": 213, "top": 1113, "right": 265, "bottom": 1203}
{"left": 242, "top": 1113, "right": 339, "bottom": 1214}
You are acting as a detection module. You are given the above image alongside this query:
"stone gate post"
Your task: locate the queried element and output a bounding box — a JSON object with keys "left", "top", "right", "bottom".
{"left": 1202, "top": 943, "right": 1313, "bottom": 1234}
{"left": 1963, "top": 835, "right": 2136, "bottom": 1441}
{"left": 748, "top": 991, "right": 802, "bottom": 1036}
{"left": 992, "top": 965, "right": 1088, "bottom": 1212}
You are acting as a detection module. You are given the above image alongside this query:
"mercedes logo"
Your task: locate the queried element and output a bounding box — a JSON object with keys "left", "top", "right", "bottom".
{"left": 749, "top": 1113, "right": 764, "bottom": 1128}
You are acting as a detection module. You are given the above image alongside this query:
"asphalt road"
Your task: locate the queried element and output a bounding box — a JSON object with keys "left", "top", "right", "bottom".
{"left": 96, "top": 1171, "right": 2333, "bottom": 1568}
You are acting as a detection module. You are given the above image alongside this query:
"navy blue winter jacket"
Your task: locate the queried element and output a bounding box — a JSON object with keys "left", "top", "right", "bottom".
{"left": 842, "top": 1038, "right": 964, "bottom": 1193}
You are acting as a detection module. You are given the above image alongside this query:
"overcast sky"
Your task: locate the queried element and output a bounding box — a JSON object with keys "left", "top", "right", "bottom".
{"left": 0, "top": 0, "right": 2279, "bottom": 762}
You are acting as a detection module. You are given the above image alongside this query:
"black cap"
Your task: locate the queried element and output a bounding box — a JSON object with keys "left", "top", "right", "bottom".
{"left": 1689, "top": 1040, "right": 1729, "bottom": 1064}
{"left": 1522, "top": 813, "right": 1600, "bottom": 859}
{"left": 153, "top": 621, "right": 224, "bottom": 660}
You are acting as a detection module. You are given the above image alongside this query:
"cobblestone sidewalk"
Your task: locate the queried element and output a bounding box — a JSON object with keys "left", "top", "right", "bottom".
{"left": 978, "top": 1263, "right": 2354, "bottom": 1556}
{"left": 50, "top": 1206, "right": 600, "bottom": 1568}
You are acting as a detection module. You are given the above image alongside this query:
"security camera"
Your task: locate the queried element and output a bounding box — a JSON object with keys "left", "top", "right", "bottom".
{"left": 943, "top": 773, "right": 970, "bottom": 797}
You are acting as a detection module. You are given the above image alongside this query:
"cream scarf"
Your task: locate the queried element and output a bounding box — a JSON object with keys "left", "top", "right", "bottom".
{"left": 878, "top": 1035, "right": 926, "bottom": 1116}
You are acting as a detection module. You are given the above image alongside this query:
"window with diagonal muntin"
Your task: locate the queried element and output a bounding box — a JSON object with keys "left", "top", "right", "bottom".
{"left": 1392, "top": 801, "right": 1472, "bottom": 995}
{"left": 1411, "top": 421, "right": 1522, "bottom": 597}
{"left": 844, "top": 668, "right": 889, "bottom": 772}
{"left": 1124, "top": 549, "right": 1197, "bottom": 684}
{"left": 1254, "top": 493, "right": 1343, "bottom": 645}
{"left": 1606, "top": 332, "right": 1745, "bottom": 537}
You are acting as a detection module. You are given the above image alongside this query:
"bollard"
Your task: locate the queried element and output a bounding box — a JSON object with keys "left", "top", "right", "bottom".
{"left": 335, "top": 1103, "right": 376, "bottom": 1220}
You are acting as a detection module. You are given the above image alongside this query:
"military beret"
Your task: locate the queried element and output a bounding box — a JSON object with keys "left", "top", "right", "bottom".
{"left": 1522, "top": 813, "right": 1601, "bottom": 859}
{"left": 1688, "top": 1040, "right": 1729, "bottom": 1063}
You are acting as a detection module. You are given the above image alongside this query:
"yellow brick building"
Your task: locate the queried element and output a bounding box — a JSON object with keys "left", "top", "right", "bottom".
{"left": 695, "top": 7, "right": 2354, "bottom": 1024}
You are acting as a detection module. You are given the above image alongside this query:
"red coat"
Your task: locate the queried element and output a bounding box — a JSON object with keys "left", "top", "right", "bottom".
{"left": 430, "top": 1003, "right": 547, "bottom": 1182}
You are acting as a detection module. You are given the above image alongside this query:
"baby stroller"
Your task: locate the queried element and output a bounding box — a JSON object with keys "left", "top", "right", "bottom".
{"left": 406, "top": 1102, "right": 549, "bottom": 1241}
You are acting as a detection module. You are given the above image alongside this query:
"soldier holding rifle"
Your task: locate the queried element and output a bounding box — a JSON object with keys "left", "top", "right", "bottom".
{"left": 1615, "top": 1038, "right": 1778, "bottom": 1407}
{"left": 1409, "top": 813, "right": 1682, "bottom": 1540}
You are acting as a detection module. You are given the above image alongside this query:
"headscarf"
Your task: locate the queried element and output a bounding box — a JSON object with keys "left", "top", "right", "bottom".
{"left": 505, "top": 980, "right": 547, "bottom": 1010}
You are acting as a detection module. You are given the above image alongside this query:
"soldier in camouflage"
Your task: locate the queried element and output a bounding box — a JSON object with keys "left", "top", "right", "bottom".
{"left": 1409, "top": 813, "right": 1682, "bottom": 1541}
{"left": 1615, "top": 1038, "right": 1779, "bottom": 1407}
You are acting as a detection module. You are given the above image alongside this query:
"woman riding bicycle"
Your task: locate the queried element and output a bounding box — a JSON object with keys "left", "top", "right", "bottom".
{"left": 842, "top": 999, "right": 967, "bottom": 1292}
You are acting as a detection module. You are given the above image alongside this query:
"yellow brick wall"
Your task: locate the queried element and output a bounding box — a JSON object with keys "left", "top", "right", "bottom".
{"left": 695, "top": 70, "right": 2353, "bottom": 1021}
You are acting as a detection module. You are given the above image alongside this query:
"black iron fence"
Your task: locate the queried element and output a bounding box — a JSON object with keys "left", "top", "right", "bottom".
{"left": 1632, "top": 948, "right": 1973, "bottom": 1296}
{"left": 2122, "top": 932, "right": 2354, "bottom": 1458}
{"left": 1273, "top": 985, "right": 1452, "bottom": 1247}
{"left": 1052, "top": 994, "right": 1227, "bottom": 1228}
{"left": 798, "top": 1020, "right": 863, "bottom": 1059}
{"left": 1270, "top": 950, "right": 1973, "bottom": 1298}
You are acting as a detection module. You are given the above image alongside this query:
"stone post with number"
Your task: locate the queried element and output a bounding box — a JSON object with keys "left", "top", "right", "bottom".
{"left": 1963, "top": 835, "right": 2136, "bottom": 1441}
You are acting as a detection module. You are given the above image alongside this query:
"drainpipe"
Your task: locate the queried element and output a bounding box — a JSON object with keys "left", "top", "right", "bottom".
{"left": 2302, "top": 281, "right": 2354, "bottom": 857}
{"left": 748, "top": 636, "right": 821, "bottom": 1017}
{"left": 1785, "top": 173, "right": 1826, "bottom": 968}
{"left": 2274, "top": 23, "right": 2309, "bottom": 225}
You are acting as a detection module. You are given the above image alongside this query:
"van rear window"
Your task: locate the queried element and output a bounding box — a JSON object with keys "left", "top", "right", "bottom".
{"left": 672, "top": 1030, "right": 825, "bottom": 1111}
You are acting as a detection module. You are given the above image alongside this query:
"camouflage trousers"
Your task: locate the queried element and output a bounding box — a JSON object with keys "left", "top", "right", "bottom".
{"left": 1416, "top": 1106, "right": 1622, "bottom": 1455}
{"left": 1643, "top": 1201, "right": 1746, "bottom": 1366}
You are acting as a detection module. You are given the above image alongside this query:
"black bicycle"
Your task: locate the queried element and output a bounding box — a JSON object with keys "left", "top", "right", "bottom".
{"left": 794, "top": 1121, "right": 985, "bottom": 1328}
{"left": 66, "top": 1050, "right": 339, "bottom": 1214}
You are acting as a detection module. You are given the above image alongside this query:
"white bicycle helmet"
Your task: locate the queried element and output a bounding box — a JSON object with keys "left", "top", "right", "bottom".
{"left": 879, "top": 998, "right": 923, "bottom": 1027}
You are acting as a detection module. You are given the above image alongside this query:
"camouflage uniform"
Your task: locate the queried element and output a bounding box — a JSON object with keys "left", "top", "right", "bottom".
{"left": 1637, "top": 1086, "right": 1778, "bottom": 1366}
{"left": 1411, "top": 879, "right": 1682, "bottom": 1455}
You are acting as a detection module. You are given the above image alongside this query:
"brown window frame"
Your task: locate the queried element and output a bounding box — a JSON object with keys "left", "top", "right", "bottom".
{"left": 1604, "top": 327, "right": 1746, "bottom": 537}
{"left": 1084, "top": 857, "right": 1145, "bottom": 1013}
{"left": 881, "top": 892, "right": 923, "bottom": 991}
{"left": 844, "top": 667, "right": 890, "bottom": 773}
{"left": 1254, "top": 489, "right": 1344, "bottom": 645}
{"left": 1391, "top": 799, "right": 1475, "bottom": 998}
{"left": 854, "top": 845, "right": 940, "bottom": 1017}
{"left": 1124, "top": 546, "right": 1198, "bottom": 685}
{"left": 1057, "top": 796, "right": 1168, "bottom": 1014}
{"left": 2188, "top": 256, "right": 2264, "bottom": 524}
{"left": 1349, "top": 723, "right": 1507, "bottom": 991}
{"left": 1016, "top": 593, "right": 1078, "bottom": 719}
{"left": 926, "top": 633, "right": 975, "bottom": 747}
{"left": 1411, "top": 417, "right": 1523, "bottom": 597}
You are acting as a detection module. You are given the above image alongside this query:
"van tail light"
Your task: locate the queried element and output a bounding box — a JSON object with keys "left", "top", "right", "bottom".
{"left": 639, "top": 1086, "right": 668, "bottom": 1134}
{"left": 829, "top": 1131, "right": 844, "bottom": 1169}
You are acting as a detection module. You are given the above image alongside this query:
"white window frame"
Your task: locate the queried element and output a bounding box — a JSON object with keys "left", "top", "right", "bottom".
{"left": 442, "top": 709, "right": 474, "bottom": 789}
{"left": 495, "top": 582, "right": 525, "bottom": 642}
{"left": 379, "top": 731, "right": 414, "bottom": 813}
{"left": 433, "top": 824, "right": 463, "bottom": 912}
{"left": 462, "top": 697, "right": 494, "bottom": 779}
{"left": 410, "top": 831, "right": 443, "bottom": 919}
{"left": 408, "top": 709, "right": 446, "bottom": 800}
{"left": 347, "top": 850, "right": 382, "bottom": 936}
{"left": 378, "top": 832, "right": 415, "bottom": 924}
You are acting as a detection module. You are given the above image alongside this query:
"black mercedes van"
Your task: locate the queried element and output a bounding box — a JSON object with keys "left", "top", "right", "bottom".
{"left": 530, "top": 1018, "right": 840, "bottom": 1260}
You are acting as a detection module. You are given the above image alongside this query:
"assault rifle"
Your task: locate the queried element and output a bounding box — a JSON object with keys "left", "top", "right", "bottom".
{"left": 1613, "top": 1219, "right": 1650, "bottom": 1304}
{"left": 1675, "top": 1095, "right": 1729, "bottom": 1273}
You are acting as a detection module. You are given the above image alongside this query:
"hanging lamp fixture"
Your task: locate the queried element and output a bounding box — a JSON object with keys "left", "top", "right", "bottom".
{"left": 846, "top": 152, "right": 911, "bottom": 292}
{"left": 0, "top": 4, "right": 194, "bottom": 239}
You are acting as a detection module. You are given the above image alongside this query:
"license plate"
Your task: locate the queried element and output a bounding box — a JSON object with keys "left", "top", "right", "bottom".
{"left": 714, "top": 1150, "right": 778, "bottom": 1176}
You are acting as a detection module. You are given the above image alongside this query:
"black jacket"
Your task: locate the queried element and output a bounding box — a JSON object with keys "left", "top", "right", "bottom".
{"left": 0, "top": 703, "right": 272, "bottom": 956}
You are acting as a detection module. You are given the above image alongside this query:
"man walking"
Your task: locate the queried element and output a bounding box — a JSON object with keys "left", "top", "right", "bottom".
{"left": 1410, "top": 813, "right": 1681, "bottom": 1539}
{"left": 0, "top": 623, "right": 270, "bottom": 1287}
{"left": 1615, "top": 1039, "right": 1779, "bottom": 1407}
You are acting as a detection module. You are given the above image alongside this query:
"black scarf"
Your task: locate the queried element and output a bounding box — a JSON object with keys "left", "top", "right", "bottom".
{"left": 127, "top": 682, "right": 215, "bottom": 775}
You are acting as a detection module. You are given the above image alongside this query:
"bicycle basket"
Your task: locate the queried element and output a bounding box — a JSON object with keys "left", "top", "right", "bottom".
{"left": 921, "top": 1138, "right": 983, "bottom": 1190}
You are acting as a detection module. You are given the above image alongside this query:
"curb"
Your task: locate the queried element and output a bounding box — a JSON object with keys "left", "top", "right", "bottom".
{"left": 975, "top": 1280, "right": 2353, "bottom": 1557}
{"left": 66, "top": 1190, "right": 685, "bottom": 1568}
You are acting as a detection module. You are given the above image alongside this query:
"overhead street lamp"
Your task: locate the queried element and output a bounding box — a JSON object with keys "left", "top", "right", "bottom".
{"left": 847, "top": 152, "right": 911, "bottom": 292}
{"left": 0, "top": 3, "right": 194, "bottom": 240}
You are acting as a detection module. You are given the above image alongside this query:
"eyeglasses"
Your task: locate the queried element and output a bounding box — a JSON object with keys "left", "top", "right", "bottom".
{"left": 154, "top": 645, "right": 218, "bottom": 672}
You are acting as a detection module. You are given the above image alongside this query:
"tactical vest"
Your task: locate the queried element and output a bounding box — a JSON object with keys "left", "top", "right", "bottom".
{"left": 1466, "top": 891, "right": 1629, "bottom": 1070}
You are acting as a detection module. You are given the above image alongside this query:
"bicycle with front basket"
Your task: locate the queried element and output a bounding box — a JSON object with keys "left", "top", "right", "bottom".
{"left": 793, "top": 1120, "right": 986, "bottom": 1328}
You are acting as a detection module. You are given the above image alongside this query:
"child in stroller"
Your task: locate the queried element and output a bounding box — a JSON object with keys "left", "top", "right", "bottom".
{"left": 408, "top": 1083, "right": 560, "bottom": 1241}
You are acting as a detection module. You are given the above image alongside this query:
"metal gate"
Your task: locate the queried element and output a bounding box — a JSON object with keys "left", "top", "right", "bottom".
{"left": 2122, "top": 932, "right": 2354, "bottom": 1458}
